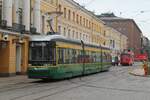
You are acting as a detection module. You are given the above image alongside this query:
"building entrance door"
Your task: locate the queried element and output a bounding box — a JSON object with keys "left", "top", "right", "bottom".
{"left": 16, "top": 44, "right": 22, "bottom": 74}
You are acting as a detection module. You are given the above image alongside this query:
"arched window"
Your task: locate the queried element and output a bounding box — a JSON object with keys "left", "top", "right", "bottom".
{"left": 64, "top": 8, "right": 66, "bottom": 18}
{"left": 68, "top": 10, "right": 71, "bottom": 20}
{"left": 58, "top": 4, "right": 62, "bottom": 12}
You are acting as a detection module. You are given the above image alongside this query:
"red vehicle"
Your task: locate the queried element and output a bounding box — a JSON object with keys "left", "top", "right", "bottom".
{"left": 134, "top": 54, "right": 148, "bottom": 61}
{"left": 120, "top": 53, "right": 134, "bottom": 66}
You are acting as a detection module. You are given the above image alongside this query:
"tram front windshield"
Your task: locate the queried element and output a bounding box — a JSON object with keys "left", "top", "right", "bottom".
{"left": 29, "top": 41, "right": 56, "bottom": 65}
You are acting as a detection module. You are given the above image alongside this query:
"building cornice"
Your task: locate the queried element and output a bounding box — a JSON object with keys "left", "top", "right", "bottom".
{"left": 65, "top": 0, "right": 105, "bottom": 24}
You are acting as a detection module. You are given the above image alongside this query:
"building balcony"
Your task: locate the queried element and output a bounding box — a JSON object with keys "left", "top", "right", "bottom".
{"left": 12, "top": 23, "right": 25, "bottom": 33}
{"left": 0, "top": 20, "right": 7, "bottom": 29}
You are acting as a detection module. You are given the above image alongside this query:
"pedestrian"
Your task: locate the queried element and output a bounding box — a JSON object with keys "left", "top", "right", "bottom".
{"left": 115, "top": 56, "right": 119, "bottom": 66}
{"left": 112, "top": 56, "right": 115, "bottom": 66}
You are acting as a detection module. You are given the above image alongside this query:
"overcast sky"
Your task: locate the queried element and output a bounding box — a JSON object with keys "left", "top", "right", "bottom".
{"left": 74, "top": 0, "right": 150, "bottom": 39}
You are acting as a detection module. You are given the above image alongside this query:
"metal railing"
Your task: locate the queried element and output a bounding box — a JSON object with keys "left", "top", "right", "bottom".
{"left": 0, "top": 20, "right": 7, "bottom": 29}
{"left": 12, "top": 23, "right": 25, "bottom": 33}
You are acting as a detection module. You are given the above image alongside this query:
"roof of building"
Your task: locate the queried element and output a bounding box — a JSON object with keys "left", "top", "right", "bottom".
{"left": 98, "top": 16, "right": 142, "bottom": 34}
{"left": 67, "top": 0, "right": 105, "bottom": 24}
{"left": 99, "top": 16, "right": 129, "bottom": 21}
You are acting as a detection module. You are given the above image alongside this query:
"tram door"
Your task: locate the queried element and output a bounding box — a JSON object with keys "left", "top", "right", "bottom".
{"left": 16, "top": 44, "right": 22, "bottom": 74}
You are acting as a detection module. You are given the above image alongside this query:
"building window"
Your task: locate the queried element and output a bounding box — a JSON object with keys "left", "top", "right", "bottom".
{"left": 80, "top": 16, "right": 82, "bottom": 25}
{"left": 99, "top": 26, "right": 101, "bottom": 33}
{"left": 86, "top": 19, "right": 88, "bottom": 28}
{"left": 113, "top": 40, "right": 115, "bottom": 48}
{"left": 80, "top": 33, "right": 82, "bottom": 39}
{"left": 68, "top": 10, "right": 71, "bottom": 20}
{"left": 58, "top": 25, "right": 61, "bottom": 34}
{"left": 92, "top": 23, "right": 94, "bottom": 30}
{"left": 76, "top": 14, "right": 79, "bottom": 24}
{"left": 72, "top": 30, "right": 75, "bottom": 38}
{"left": 64, "top": 28, "right": 66, "bottom": 36}
{"left": 86, "top": 35, "right": 88, "bottom": 41}
{"left": 83, "top": 34, "right": 85, "bottom": 40}
{"left": 104, "top": 30, "right": 106, "bottom": 36}
{"left": 0, "top": 1, "right": 2, "bottom": 21}
{"left": 41, "top": 15, "right": 45, "bottom": 33}
{"left": 103, "top": 42, "right": 106, "bottom": 46}
{"left": 89, "top": 21, "right": 91, "bottom": 29}
{"left": 58, "top": 4, "right": 62, "bottom": 12}
{"left": 73, "top": 12, "right": 75, "bottom": 22}
{"left": 51, "top": 0, "right": 54, "bottom": 4}
{"left": 64, "top": 8, "right": 66, "bottom": 18}
{"left": 68, "top": 29, "right": 71, "bottom": 38}
{"left": 83, "top": 18, "right": 85, "bottom": 26}
{"left": 76, "top": 32, "right": 78, "bottom": 39}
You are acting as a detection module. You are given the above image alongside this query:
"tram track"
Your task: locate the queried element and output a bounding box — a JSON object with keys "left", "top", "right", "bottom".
{"left": 0, "top": 80, "right": 61, "bottom": 93}
{"left": 69, "top": 66, "right": 150, "bottom": 94}
{"left": 11, "top": 83, "right": 82, "bottom": 100}
{"left": 0, "top": 82, "right": 31, "bottom": 90}
{"left": 69, "top": 80, "right": 150, "bottom": 94}
{"left": 10, "top": 85, "right": 66, "bottom": 100}
{"left": 28, "top": 66, "right": 149, "bottom": 100}
{"left": 0, "top": 82, "right": 41, "bottom": 93}
{"left": 1, "top": 79, "right": 80, "bottom": 100}
{"left": 76, "top": 66, "right": 129, "bottom": 84}
{"left": 7, "top": 69, "right": 115, "bottom": 100}
{"left": 11, "top": 67, "right": 129, "bottom": 100}
{"left": 0, "top": 66, "right": 136, "bottom": 100}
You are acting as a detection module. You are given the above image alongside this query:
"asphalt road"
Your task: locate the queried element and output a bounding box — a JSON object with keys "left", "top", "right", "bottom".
{"left": 1, "top": 62, "right": 150, "bottom": 100}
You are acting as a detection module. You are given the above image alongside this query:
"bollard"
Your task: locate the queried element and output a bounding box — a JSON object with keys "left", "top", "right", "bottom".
{"left": 143, "top": 61, "right": 148, "bottom": 76}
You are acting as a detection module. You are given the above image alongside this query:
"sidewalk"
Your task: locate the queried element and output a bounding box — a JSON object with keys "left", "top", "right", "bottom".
{"left": 129, "top": 68, "right": 145, "bottom": 76}
{"left": 129, "top": 62, "right": 146, "bottom": 76}
{"left": 0, "top": 75, "right": 36, "bottom": 88}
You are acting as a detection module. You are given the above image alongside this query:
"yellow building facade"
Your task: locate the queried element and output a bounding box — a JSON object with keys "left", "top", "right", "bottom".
{"left": 40, "top": 0, "right": 127, "bottom": 50}
{"left": 0, "top": 0, "right": 128, "bottom": 76}
{"left": 0, "top": 0, "right": 58, "bottom": 76}
{"left": 0, "top": 0, "right": 29, "bottom": 76}
{"left": 105, "top": 26, "right": 128, "bottom": 56}
{"left": 33, "top": 0, "right": 128, "bottom": 56}
{"left": 56, "top": 0, "right": 106, "bottom": 45}
{"left": 0, "top": 30, "right": 29, "bottom": 76}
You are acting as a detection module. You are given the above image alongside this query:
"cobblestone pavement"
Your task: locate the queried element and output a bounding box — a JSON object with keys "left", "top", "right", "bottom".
{"left": 1, "top": 62, "right": 150, "bottom": 100}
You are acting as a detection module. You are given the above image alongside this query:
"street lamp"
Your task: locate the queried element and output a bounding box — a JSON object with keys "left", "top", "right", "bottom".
{"left": 81, "top": 40, "right": 85, "bottom": 75}
{"left": 100, "top": 44, "right": 103, "bottom": 71}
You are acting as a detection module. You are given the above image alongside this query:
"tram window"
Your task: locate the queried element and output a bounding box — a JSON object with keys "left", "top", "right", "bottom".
{"left": 104, "top": 53, "right": 107, "bottom": 61}
{"left": 102, "top": 52, "right": 105, "bottom": 62}
{"left": 72, "top": 49, "right": 76, "bottom": 63}
{"left": 108, "top": 54, "right": 112, "bottom": 62}
{"left": 58, "top": 48, "right": 65, "bottom": 64}
{"left": 66, "top": 49, "right": 70, "bottom": 64}
{"left": 29, "top": 42, "right": 56, "bottom": 65}
{"left": 95, "top": 52, "right": 100, "bottom": 62}
{"left": 44, "top": 46, "right": 50, "bottom": 60}
{"left": 69, "top": 49, "right": 71, "bottom": 63}
{"left": 96, "top": 52, "right": 101, "bottom": 62}
{"left": 103, "top": 52, "right": 107, "bottom": 62}
{"left": 31, "top": 46, "right": 42, "bottom": 60}
{"left": 92, "top": 52, "right": 97, "bottom": 63}
{"left": 63, "top": 48, "right": 70, "bottom": 64}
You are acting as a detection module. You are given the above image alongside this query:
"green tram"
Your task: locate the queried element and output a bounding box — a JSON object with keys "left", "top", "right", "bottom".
{"left": 28, "top": 35, "right": 112, "bottom": 79}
